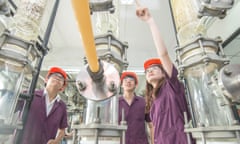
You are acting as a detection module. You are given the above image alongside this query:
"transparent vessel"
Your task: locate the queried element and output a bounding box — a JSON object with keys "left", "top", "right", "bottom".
{"left": 91, "top": 0, "right": 120, "bottom": 37}
{"left": 170, "top": 0, "right": 207, "bottom": 45}
{"left": 2, "top": 0, "right": 47, "bottom": 60}
{"left": 0, "top": 0, "right": 47, "bottom": 124}
{"left": 185, "top": 63, "right": 234, "bottom": 127}
{"left": 171, "top": 0, "right": 239, "bottom": 143}
{"left": 0, "top": 61, "right": 31, "bottom": 124}
{"left": 171, "top": 0, "right": 234, "bottom": 127}
{"left": 10, "top": 0, "right": 47, "bottom": 41}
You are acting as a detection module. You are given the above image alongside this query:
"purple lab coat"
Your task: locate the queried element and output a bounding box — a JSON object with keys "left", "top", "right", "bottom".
{"left": 21, "top": 90, "right": 68, "bottom": 144}
{"left": 119, "top": 95, "right": 150, "bottom": 144}
{"left": 150, "top": 67, "right": 194, "bottom": 144}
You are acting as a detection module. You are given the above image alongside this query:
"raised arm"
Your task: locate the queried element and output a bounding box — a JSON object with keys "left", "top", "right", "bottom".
{"left": 136, "top": 7, "right": 173, "bottom": 77}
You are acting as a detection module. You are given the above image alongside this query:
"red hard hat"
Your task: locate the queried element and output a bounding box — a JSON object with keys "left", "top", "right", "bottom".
{"left": 121, "top": 71, "right": 138, "bottom": 84}
{"left": 144, "top": 58, "right": 162, "bottom": 70}
{"left": 46, "top": 67, "right": 67, "bottom": 86}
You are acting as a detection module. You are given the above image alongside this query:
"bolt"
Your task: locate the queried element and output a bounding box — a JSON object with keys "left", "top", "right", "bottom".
{"left": 224, "top": 68, "right": 232, "bottom": 76}
{"left": 108, "top": 81, "right": 116, "bottom": 92}
{"left": 77, "top": 81, "right": 86, "bottom": 91}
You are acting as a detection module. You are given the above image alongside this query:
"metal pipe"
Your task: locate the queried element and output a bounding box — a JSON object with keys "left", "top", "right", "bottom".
{"left": 71, "top": 0, "right": 99, "bottom": 73}
{"left": 43, "top": 0, "right": 60, "bottom": 47}
{"left": 122, "top": 130, "right": 126, "bottom": 144}
{"left": 183, "top": 79, "right": 197, "bottom": 127}
{"left": 168, "top": 0, "right": 179, "bottom": 46}
{"left": 8, "top": 0, "right": 17, "bottom": 10}
{"left": 235, "top": 130, "right": 240, "bottom": 142}
{"left": 95, "top": 129, "right": 99, "bottom": 144}
{"left": 222, "top": 27, "right": 240, "bottom": 48}
{"left": 22, "top": 0, "right": 59, "bottom": 129}
{"left": 14, "top": 0, "right": 59, "bottom": 143}
{"left": 184, "top": 112, "right": 192, "bottom": 144}
{"left": 121, "top": 108, "right": 126, "bottom": 144}
{"left": 201, "top": 132, "right": 206, "bottom": 144}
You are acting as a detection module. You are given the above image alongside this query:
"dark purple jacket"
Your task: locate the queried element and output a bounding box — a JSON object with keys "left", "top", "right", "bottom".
{"left": 119, "top": 95, "right": 150, "bottom": 144}
{"left": 150, "top": 66, "right": 195, "bottom": 144}
{"left": 21, "top": 90, "right": 68, "bottom": 144}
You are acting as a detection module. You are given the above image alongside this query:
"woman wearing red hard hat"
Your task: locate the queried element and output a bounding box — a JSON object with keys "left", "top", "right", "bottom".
{"left": 20, "top": 67, "right": 69, "bottom": 144}
{"left": 136, "top": 6, "right": 195, "bottom": 144}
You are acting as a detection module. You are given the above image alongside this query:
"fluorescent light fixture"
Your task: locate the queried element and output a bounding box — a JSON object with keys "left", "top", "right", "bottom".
{"left": 120, "top": 0, "right": 134, "bottom": 5}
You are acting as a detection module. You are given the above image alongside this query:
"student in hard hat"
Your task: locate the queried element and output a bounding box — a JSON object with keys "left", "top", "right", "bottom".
{"left": 21, "top": 67, "right": 68, "bottom": 144}
{"left": 118, "top": 71, "right": 153, "bottom": 144}
{"left": 136, "top": 6, "right": 195, "bottom": 144}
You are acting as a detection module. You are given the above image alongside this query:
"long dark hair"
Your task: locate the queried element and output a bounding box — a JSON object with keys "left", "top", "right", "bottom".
{"left": 145, "top": 65, "right": 167, "bottom": 113}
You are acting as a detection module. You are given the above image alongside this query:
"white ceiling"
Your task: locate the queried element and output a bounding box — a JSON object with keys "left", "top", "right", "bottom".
{"left": 34, "top": 0, "right": 240, "bottom": 95}
{"left": 39, "top": 0, "right": 177, "bottom": 73}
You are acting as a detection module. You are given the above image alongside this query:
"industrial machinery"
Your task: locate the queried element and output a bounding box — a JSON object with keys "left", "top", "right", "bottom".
{"left": 0, "top": 0, "right": 57, "bottom": 143}
{"left": 0, "top": 0, "right": 240, "bottom": 144}
{"left": 71, "top": 0, "right": 127, "bottom": 143}
{"left": 0, "top": 0, "right": 127, "bottom": 143}
{"left": 170, "top": 0, "right": 240, "bottom": 143}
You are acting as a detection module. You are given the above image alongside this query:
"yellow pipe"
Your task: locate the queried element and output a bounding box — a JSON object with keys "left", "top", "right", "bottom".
{"left": 71, "top": 0, "right": 99, "bottom": 72}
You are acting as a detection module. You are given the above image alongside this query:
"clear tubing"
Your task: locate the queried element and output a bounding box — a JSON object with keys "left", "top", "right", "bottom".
{"left": 170, "top": 0, "right": 207, "bottom": 45}
{"left": 92, "top": 0, "right": 120, "bottom": 37}
{"left": 10, "top": 0, "right": 48, "bottom": 41}
{"left": 185, "top": 63, "right": 235, "bottom": 127}
{"left": 1, "top": 0, "right": 47, "bottom": 61}
{"left": 0, "top": 0, "right": 47, "bottom": 124}
{"left": 0, "top": 62, "right": 30, "bottom": 124}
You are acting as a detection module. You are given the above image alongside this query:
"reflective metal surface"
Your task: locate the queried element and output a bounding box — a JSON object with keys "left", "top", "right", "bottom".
{"left": 218, "top": 64, "right": 240, "bottom": 102}
{"left": 76, "top": 61, "right": 120, "bottom": 101}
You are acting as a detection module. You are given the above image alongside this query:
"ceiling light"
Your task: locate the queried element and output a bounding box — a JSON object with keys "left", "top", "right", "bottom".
{"left": 120, "top": 0, "right": 135, "bottom": 5}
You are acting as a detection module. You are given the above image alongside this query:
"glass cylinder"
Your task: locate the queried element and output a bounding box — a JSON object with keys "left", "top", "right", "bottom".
{"left": 0, "top": 60, "right": 31, "bottom": 124}
{"left": 91, "top": 0, "right": 120, "bottom": 37}
{"left": 0, "top": 15, "right": 8, "bottom": 36}
{"left": 10, "top": 0, "right": 47, "bottom": 41}
{"left": 170, "top": 0, "right": 207, "bottom": 45}
{"left": 185, "top": 63, "right": 235, "bottom": 127}
{"left": 0, "top": 0, "right": 47, "bottom": 125}
{"left": 172, "top": 0, "right": 235, "bottom": 128}
{"left": 2, "top": 0, "right": 47, "bottom": 58}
